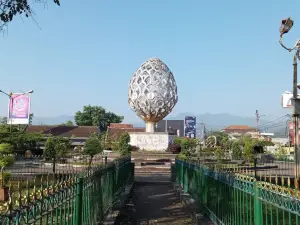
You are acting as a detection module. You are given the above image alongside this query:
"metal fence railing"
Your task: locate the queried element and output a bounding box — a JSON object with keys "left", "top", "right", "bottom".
{"left": 175, "top": 159, "right": 300, "bottom": 225}
{"left": 3, "top": 153, "right": 109, "bottom": 179}
{"left": 190, "top": 153, "right": 297, "bottom": 187}
{"left": 0, "top": 156, "right": 134, "bottom": 225}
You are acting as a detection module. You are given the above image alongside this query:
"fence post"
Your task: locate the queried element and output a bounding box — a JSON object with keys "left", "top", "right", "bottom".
{"left": 184, "top": 162, "right": 188, "bottom": 193}
{"left": 131, "top": 162, "right": 135, "bottom": 182}
{"left": 201, "top": 167, "right": 207, "bottom": 206}
{"left": 74, "top": 177, "right": 84, "bottom": 225}
{"left": 181, "top": 161, "right": 184, "bottom": 188}
{"left": 254, "top": 181, "right": 263, "bottom": 225}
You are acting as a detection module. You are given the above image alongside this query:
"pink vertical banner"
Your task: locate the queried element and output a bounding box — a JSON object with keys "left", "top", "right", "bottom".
{"left": 8, "top": 93, "right": 31, "bottom": 125}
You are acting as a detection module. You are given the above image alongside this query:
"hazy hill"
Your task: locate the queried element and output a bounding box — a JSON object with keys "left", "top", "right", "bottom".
{"left": 32, "top": 115, "right": 74, "bottom": 125}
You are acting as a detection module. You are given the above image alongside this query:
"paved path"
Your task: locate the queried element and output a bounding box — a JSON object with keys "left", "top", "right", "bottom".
{"left": 115, "top": 182, "right": 196, "bottom": 225}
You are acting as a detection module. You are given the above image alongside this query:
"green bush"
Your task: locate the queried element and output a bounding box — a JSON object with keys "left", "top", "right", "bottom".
{"left": 0, "top": 143, "right": 14, "bottom": 154}
{"left": 0, "top": 155, "right": 15, "bottom": 166}
{"left": 177, "top": 153, "right": 187, "bottom": 160}
{"left": 118, "top": 133, "right": 131, "bottom": 156}
{"left": 0, "top": 172, "right": 11, "bottom": 187}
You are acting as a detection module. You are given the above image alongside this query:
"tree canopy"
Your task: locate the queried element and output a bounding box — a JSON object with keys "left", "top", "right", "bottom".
{"left": 44, "top": 136, "right": 70, "bottom": 172}
{"left": 0, "top": 143, "right": 13, "bottom": 154}
{"left": 84, "top": 134, "right": 103, "bottom": 168}
{"left": 0, "top": 127, "right": 44, "bottom": 154}
{"left": 75, "top": 105, "right": 123, "bottom": 132}
{"left": 64, "top": 120, "right": 74, "bottom": 126}
{"left": 118, "top": 132, "right": 131, "bottom": 156}
{"left": 0, "top": 0, "right": 60, "bottom": 30}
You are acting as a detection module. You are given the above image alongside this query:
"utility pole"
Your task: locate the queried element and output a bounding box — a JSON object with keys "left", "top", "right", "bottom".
{"left": 255, "top": 110, "right": 266, "bottom": 138}
{"left": 279, "top": 17, "right": 300, "bottom": 188}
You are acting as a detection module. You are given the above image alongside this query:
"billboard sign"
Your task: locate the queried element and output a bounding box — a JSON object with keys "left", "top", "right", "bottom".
{"left": 7, "top": 93, "right": 31, "bottom": 125}
{"left": 280, "top": 91, "right": 300, "bottom": 108}
{"left": 184, "top": 116, "right": 196, "bottom": 138}
{"left": 281, "top": 92, "right": 293, "bottom": 108}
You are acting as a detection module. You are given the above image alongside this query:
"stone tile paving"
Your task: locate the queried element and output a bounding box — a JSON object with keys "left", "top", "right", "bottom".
{"left": 133, "top": 183, "right": 195, "bottom": 225}
{"left": 115, "top": 181, "right": 214, "bottom": 225}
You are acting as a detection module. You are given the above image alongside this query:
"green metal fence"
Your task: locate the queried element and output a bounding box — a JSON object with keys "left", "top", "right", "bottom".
{"left": 176, "top": 159, "right": 300, "bottom": 225}
{"left": 0, "top": 156, "right": 133, "bottom": 225}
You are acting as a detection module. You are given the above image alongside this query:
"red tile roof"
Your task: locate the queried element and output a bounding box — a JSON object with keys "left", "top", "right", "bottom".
{"left": 25, "top": 125, "right": 99, "bottom": 137}
{"left": 224, "top": 125, "right": 256, "bottom": 130}
{"left": 109, "top": 123, "right": 133, "bottom": 129}
{"left": 107, "top": 127, "right": 145, "bottom": 140}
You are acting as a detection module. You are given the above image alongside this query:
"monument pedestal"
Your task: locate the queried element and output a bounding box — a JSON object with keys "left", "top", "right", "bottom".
{"left": 129, "top": 132, "right": 175, "bottom": 151}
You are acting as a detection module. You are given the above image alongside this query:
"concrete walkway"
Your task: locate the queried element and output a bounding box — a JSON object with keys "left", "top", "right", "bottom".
{"left": 115, "top": 182, "right": 195, "bottom": 224}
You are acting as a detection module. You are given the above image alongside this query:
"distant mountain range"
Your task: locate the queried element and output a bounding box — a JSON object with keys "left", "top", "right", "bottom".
{"left": 31, "top": 113, "right": 288, "bottom": 137}
{"left": 32, "top": 115, "right": 75, "bottom": 125}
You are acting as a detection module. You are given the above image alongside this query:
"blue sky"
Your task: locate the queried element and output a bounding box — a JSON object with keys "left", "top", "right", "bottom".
{"left": 0, "top": 0, "right": 299, "bottom": 123}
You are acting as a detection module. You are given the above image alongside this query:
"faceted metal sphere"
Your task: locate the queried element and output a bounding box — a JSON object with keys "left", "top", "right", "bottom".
{"left": 128, "top": 58, "right": 178, "bottom": 123}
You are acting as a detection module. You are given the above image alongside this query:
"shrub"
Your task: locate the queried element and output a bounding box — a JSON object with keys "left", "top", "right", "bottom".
{"left": 177, "top": 153, "right": 187, "bottom": 160}
{"left": 0, "top": 143, "right": 13, "bottom": 154}
{"left": 118, "top": 133, "right": 131, "bottom": 156}
{"left": 167, "top": 144, "right": 181, "bottom": 154}
{"left": 84, "top": 135, "right": 103, "bottom": 168}
{"left": 0, "top": 155, "right": 15, "bottom": 167}
{"left": 0, "top": 172, "right": 11, "bottom": 187}
{"left": 173, "top": 137, "right": 182, "bottom": 145}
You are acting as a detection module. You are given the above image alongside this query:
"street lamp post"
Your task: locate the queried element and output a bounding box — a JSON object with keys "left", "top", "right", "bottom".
{"left": 279, "top": 17, "right": 300, "bottom": 188}
{"left": 0, "top": 89, "right": 34, "bottom": 132}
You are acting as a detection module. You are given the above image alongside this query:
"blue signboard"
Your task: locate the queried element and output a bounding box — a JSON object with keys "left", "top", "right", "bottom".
{"left": 184, "top": 116, "right": 196, "bottom": 138}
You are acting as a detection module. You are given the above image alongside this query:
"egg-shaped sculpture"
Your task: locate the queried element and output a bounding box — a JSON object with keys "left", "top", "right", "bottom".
{"left": 128, "top": 58, "right": 178, "bottom": 132}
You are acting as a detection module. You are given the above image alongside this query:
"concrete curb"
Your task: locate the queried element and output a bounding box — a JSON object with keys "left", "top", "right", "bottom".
{"left": 173, "top": 183, "right": 214, "bottom": 225}
{"left": 103, "top": 182, "right": 135, "bottom": 225}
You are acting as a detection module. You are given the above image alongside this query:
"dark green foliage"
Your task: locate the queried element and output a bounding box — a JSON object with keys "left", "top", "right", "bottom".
{"left": 0, "top": 143, "right": 13, "bottom": 154}
{"left": 0, "top": 0, "right": 60, "bottom": 29}
{"left": 215, "top": 146, "right": 224, "bottom": 159}
{"left": 84, "top": 134, "right": 103, "bottom": 168}
{"left": 44, "top": 136, "right": 71, "bottom": 173}
{"left": 64, "top": 120, "right": 74, "bottom": 126}
{"left": 172, "top": 137, "right": 197, "bottom": 158}
{"left": 118, "top": 133, "right": 131, "bottom": 156}
{"left": 0, "top": 172, "right": 11, "bottom": 187}
{"left": 231, "top": 141, "right": 243, "bottom": 160}
{"left": 75, "top": 105, "right": 123, "bottom": 132}
{"left": 0, "top": 128, "right": 44, "bottom": 154}
{"left": 0, "top": 155, "right": 15, "bottom": 166}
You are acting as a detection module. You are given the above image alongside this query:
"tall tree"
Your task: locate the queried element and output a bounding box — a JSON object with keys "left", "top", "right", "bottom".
{"left": 231, "top": 141, "right": 242, "bottom": 160}
{"left": 0, "top": 117, "right": 7, "bottom": 124}
{"left": 29, "top": 113, "right": 34, "bottom": 125}
{"left": 75, "top": 105, "right": 123, "bottom": 132}
{"left": 44, "top": 136, "right": 70, "bottom": 173}
{"left": 117, "top": 132, "right": 131, "bottom": 156}
{"left": 84, "top": 134, "right": 103, "bottom": 169}
{"left": 0, "top": 0, "right": 60, "bottom": 30}
{"left": 64, "top": 120, "right": 74, "bottom": 126}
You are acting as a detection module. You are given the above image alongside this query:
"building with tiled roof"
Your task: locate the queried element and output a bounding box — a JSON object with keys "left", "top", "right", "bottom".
{"left": 25, "top": 125, "right": 99, "bottom": 137}
{"left": 223, "top": 125, "right": 257, "bottom": 135}
{"left": 25, "top": 125, "right": 100, "bottom": 147}
{"left": 107, "top": 124, "right": 145, "bottom": 141}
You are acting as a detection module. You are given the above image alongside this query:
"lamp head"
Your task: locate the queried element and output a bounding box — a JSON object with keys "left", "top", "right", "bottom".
{"left": 280, "top": 17, "right": 294, "bottom": 35}
{"left": 27, "top": 90, "right": 34, "bottom": 94}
